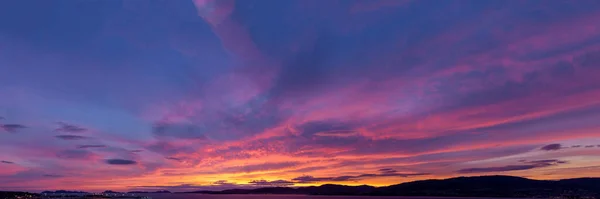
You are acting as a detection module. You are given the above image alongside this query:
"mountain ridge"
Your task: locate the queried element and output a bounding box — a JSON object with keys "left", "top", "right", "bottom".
{"left": 182, "top": 175, "right": 600, "bottom": 198}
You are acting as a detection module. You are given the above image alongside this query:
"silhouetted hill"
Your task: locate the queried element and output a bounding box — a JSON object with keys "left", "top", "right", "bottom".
{"left": 184, "top": 175, "right": 600, "bottom": 198}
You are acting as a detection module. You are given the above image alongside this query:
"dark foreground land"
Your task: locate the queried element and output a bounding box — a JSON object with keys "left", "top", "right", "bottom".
{"left": 2, "top": 176, "right": 599, "bottom": 199}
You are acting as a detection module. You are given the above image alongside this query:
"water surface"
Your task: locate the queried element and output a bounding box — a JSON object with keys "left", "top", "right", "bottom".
{"left": 145, "top": 194, "right": 510, "bottom": 199}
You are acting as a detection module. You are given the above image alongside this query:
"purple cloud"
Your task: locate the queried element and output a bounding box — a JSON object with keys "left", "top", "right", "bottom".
{"left": 458, "top": 159, "right": 567, "bottom": 174}
{"left": 152, "top": 122, "right": 208, "bottom": 140}
{"left": 165, "top": 157, "right": 183, "bottom": 162}
{"left": 292, "top": 170, "right": 429, "bottom": 183}
{"left": 55, "top": 135, "right": 88, "bottom": 140}
{"left": 1, "top": 124, "right": 26, "bottom": 133}
{"left": 541, "top": 143, "right": 562, "bottom": 151}
{"left": 105, "top": 159, "right": 137, "bottom": 165}
{"left": 43, "top": 174, "right": 64, "bottom": 178}
{"left": 55, "top": 122, "right": 87, "bottom": 133}
{"left": 1, "top": 160, "right": 14, "bottom": 164}
{"left": 56, "top": 149, "right": 95, "bottom": 160}
{"left": 220, "top": 162, "right": 300, "bottom": 173}
{"left": 77, "top": 144, "right": 107, "bottom": 149}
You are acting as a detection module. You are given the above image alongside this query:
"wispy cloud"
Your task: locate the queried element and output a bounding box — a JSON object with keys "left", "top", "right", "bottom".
{"left": 77, "top": 144, "right": 107, "bottom": 149}
{"left": 56, "top": 149, "right": 96, "bottom": 160}
{"left": 458, "top": 160, "right": 568, "bottom": 174}
{"left": 248, "top": 179, "right": 294, "bottom": 186}
{"left": 292, "top": 169, "right": 429, "bottom": 183}
{"left": 55, "top": 122, "right": 87, "bottom": 133}
{"left": 1, "top": 124, "right": 26, "bottom": 133}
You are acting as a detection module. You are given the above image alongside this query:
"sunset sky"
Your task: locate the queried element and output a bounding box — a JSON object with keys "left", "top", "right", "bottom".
{"left": 1, "top": 0, "right": 600, "bottom": 192}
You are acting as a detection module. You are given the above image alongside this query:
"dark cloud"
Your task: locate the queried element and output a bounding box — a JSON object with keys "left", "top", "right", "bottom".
{"left": 1, "top": 124, "right": 26, "bottom": 133}
{"left": 457, "top": 159, "right": 567, "bottom": 174}
{"left": 248, "top": 179, "right": 294, "bottom": 186}
{"left": 585, "top": 145, "right": 595, "bottom": 148}
{"left": 292, "top": 169, "right": 429, "bottom": 183}
{"left": 541, "top": 143, "right": 562, "bottom": 151}
{"left": 77, "top": 144, "right": 106, "bottom": 149}
{"left": 105, "top": 159, "right": 137, "bottom": 165}
{"left": 152, "top": 122, "right": 208, "bottom": 140}
{"left": 378, "top": 168, "right": 397, "bottom": 174}
{"left": 55, "top": 135, "right": 88, "bottom": 140}
{"left": 220, "top": 162, "right": 299, "bottom": 173}
{"left": 213, "top": 180, "right": 235, "bottom": 185}
{"left": 1, "top": 160, "right": 14, "bottom": 164}
{"left": 55, "top": 122, "right": 87, "bottom": 133}
{"left": 165, "top": 157, "right": 183, "bottom": 162}
{"left": 56, "top": 149, "right": 95, "bottom": 160}
{"left": 572, "top": 145, "right": 582, "bottom": 148}
{"left": 527, "top": 159, "right": 567, "bottom": 165}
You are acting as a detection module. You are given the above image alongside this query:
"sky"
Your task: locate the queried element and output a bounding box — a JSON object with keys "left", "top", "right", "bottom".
{"left": 1, "top": 0, "right": 600, "bottom": 192}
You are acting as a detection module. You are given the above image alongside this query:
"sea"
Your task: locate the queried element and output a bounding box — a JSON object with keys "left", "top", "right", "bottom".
{"left": 143, "top": 194, "right": 506, "bottom": 199}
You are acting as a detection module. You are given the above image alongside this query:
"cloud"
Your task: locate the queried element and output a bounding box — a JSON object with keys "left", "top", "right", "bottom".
{"left": 541, "top": 143, "right": 562, "bottom": 151}
{"left": 56, "top": 149, "right": 96, "bottom": 160}
{"left": 292, "top": 169, "right": 429, "bottom": 183}
{"left": 457, "top": 159, "right": 567, "bottom": 174}
{"left": 1, "top": 160, "right": 14, "bottom": 164}
{"left": 165, "top": 157, "right": 183, "bottom": 162}
{"left": 55, "top": 122, "right": 87, "bottom": 133}
{"left": 145, "top": 141, "right": 194, "bottom": 156}
{"left": 220, "top": 162, "right": 300, "bottom": 173}
{"left": 42, "top": 174, "right": 64, "bottom": 178}
{"left": 213, "top": 180, "right": 235, "bottom": 185}
{"left": 105, "top": 159, "right": 137, "bottom": 165}
{"left": 152, "top": 122, "right": 208, "bottom": 140}
{"left": 1, "top": 124, "right": 26, "bottom": 133}
{"left": 248, "top": 179, "right": 294, "bottom": 186}
{"left": 378, "top": 168, "right": 397, "bottom": 174}
{"left": 77, "top": 144, "right": 107, "bottom": 149}
{"left": 55, "top": 135, "right": 88, "bottom": 140}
